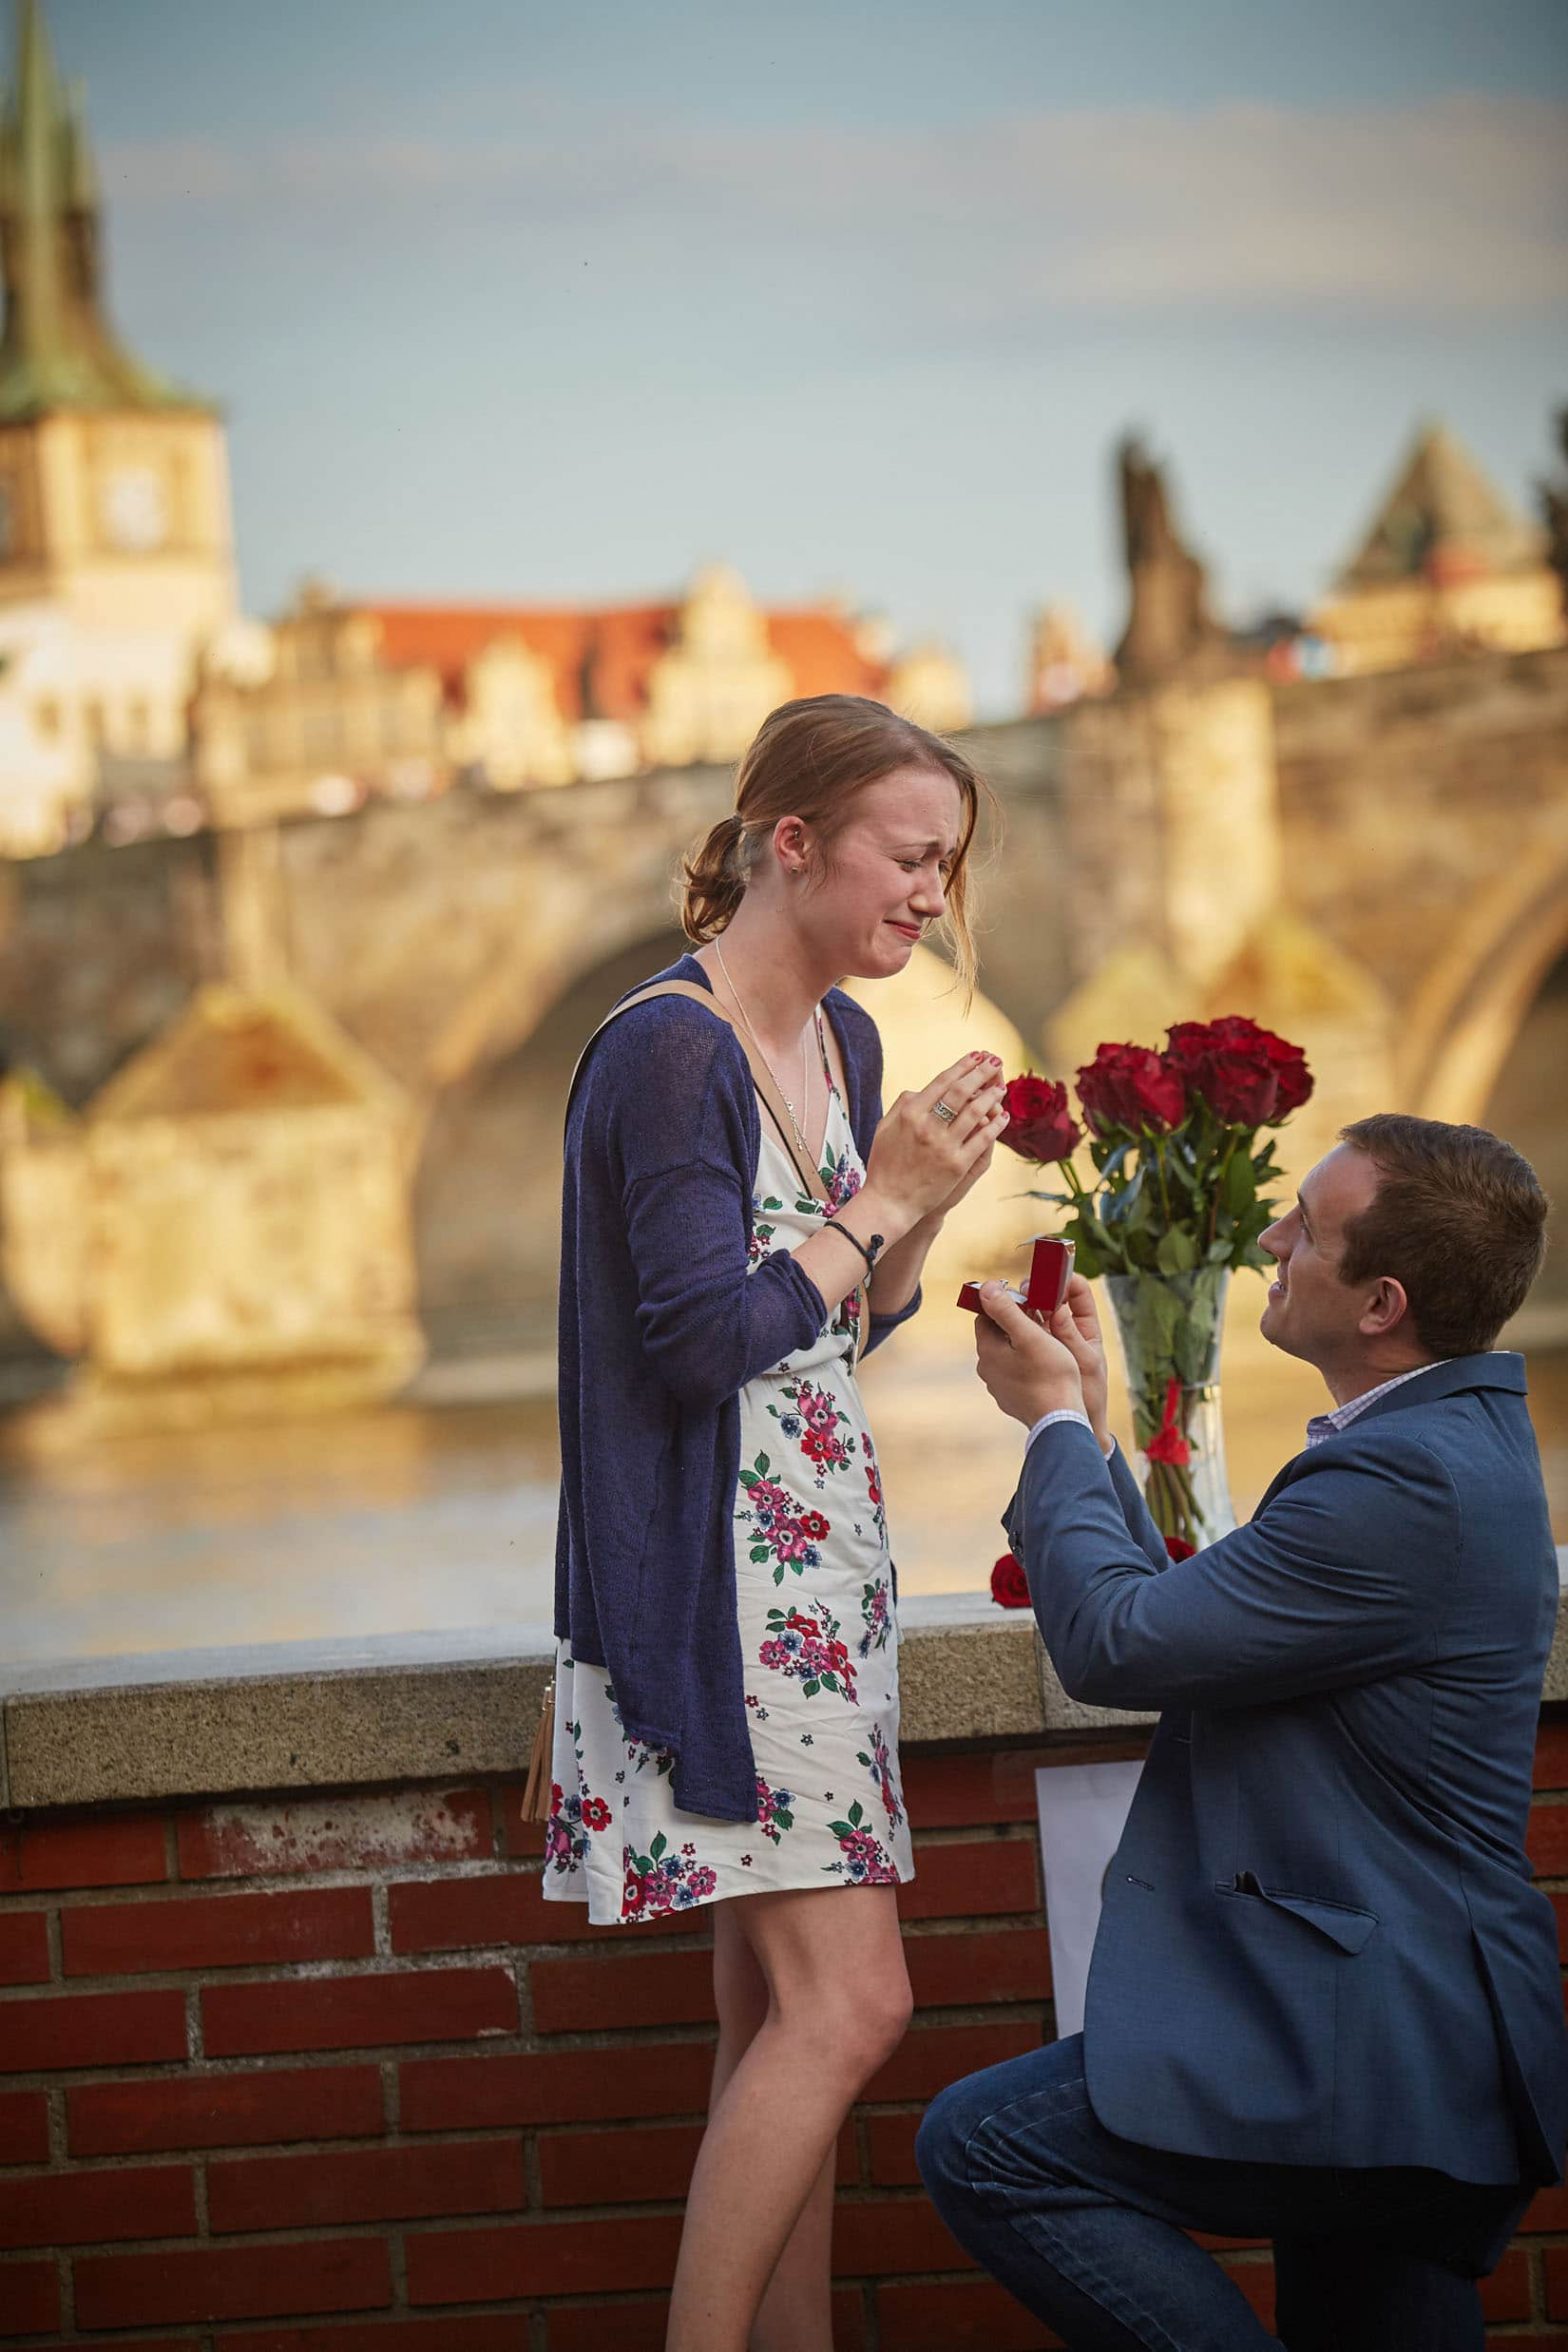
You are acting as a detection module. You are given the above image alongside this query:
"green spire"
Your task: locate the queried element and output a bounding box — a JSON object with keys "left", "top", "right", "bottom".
{"left": 0, "top": 0, "right": 200, "bottom": 420}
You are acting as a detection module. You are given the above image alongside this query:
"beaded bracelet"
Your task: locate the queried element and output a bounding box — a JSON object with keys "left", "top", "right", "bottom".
{"left": 822, "top": 1220, "right": 885, "bottom": 1273}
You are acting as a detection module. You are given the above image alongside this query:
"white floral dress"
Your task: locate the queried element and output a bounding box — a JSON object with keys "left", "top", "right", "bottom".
{"left": 544, "top": 1013, "right": 914, "bottom": 1926}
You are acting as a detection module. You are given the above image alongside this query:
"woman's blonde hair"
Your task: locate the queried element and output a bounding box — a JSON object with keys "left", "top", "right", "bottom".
{"left": 679, "top": 695, "right": 993, "bottom": 999}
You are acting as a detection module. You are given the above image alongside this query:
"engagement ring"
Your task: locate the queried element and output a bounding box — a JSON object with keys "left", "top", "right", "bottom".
{"left": 932, "top": 1100, "right": 957, "bottom": 1123}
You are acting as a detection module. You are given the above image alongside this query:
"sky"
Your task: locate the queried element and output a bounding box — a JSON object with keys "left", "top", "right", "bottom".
{"left": 43, "top": 0, "right": 1568, "bottom": 716}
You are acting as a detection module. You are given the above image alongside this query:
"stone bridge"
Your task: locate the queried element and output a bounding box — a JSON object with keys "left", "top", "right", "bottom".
{"left": 6, "top": 643, "right": 1567, "bottom": 1372}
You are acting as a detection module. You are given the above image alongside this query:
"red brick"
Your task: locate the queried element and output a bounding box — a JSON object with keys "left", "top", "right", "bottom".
{"left": 402, "top": 2041, "right": 714, "bottom": 2133}
{"left": 0, "top": 2258, "right": 59, "bottom": 2338}
{"left": 203, "top": 1965, "right": 516, "bottom": 2057}
{"left": 388, "top": 1870, "right": 703, "bottom": 1953}
{"left": 546, "top": 2303, "right": 670, "bottom": 2352}
{"left": 210, "top": 2136, "right": 525, "bottom": 2233}
{"left": 496, "top": 1783, "right": 546, "bottom": 1859}
{"left": 1523, "top": 2181, "right": 1568, "bottom": 2231}
{"left": 898, "top": 1836, "right": 1040, "bottom": 1923}
{"left": 0, "top": 2161, "right": 195, "bottom": 2250}
{"left": 0, "top": 2090, "right": 49, "bottom": 2165}
{"left": 1529, "top": 1801, "right": 1568, "bottom": 1877}
{"left": 1552, "top": 1892, "right": 1568, "bottom": 1961}
{"left": 75, "top": 2238, "right": 392, "bottom": 2329}
{"left": 876, "top": 2277, "right": 1063, "bottom": 2349}
{"left": 540, "top": 2119, "right": 704, "bottom": 2207}
{"left": 865, "top": 2020, "right": 1041, "bottom": 2102}
{"left": 531, "top": 1945, "right": 713, "bottom": 2034}
{"left": 902, "top": 1745, "right": 1144, "bottom": 1831}
{"left": 1483, "top": 2247, "right": 1533, "bottom": 2323}
{"left": 906, "top": 1925, "right": 1050, "bottom": 2009}
{"left": 1219, "top": 2255, "right": 1275, "bottom": 2329}
{"left": 407, "top": 2213, "right": 682, "bottom": 2304}
{"left": 223, "top": 2326, "right": 530, "bottom": 2352}
{"left": 544, "top": 2292, "right": 866, "bottom": 2352}
{"left": 1535, "top": 1718, "right": 1568, "bottom": 1789}
{"left": 834, "top": 2194, "right": 973, "bottom": 2277}
{"left": 63, "top": 1885, "right": 377, "bottom": 1978}
{"left": 0, "top": 1912, "right": 50, "bottom": 1987}
{"left": 0, "top": 1986, "right": 186, "bottom": 2073}
{"left": 0, "top": 1810, "right": 167, "bottom": 1894}
{"left": 69, "top": 2063, "right": 384, "bottom": 2157}
{"left": 176, "top": 1787, "right": 491, "bottom": 1881}
{"left": 866, "top": 2109, "right": 922, "bottom": 2186}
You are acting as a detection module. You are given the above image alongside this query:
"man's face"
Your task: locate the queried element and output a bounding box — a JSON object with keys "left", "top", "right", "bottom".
{"left": 1257, "top": 1143, "right": 1383, "bottom": 1371}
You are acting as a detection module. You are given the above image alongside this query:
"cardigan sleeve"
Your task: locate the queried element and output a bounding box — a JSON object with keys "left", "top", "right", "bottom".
{"left": 593, "top": 1000, "right": 830, "bottom": 1413}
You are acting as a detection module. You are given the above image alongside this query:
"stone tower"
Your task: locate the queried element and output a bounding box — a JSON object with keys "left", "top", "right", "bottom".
{"left": 0, "top": 0, "right": 236, "bottom": 739}
{"left": 1312, "top": 421, "right": 1563, "bottom": 675}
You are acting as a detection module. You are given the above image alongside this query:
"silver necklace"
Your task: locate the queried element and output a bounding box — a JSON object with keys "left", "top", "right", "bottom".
{"left": 713, "top": 938, "right": 817, "bottom": 1169}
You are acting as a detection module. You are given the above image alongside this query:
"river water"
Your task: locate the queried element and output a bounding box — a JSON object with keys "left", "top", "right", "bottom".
{"left": 4, "top": 1312, "right": 1564, "bottom": 1670}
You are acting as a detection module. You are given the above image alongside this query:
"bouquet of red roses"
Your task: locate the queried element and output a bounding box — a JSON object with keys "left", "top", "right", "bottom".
{"left": 999, "top": 1016, "right": 1313, "bottom": 1547}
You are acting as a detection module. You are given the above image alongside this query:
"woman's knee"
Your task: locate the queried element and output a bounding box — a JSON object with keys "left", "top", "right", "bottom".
{"left": 774, "top": 1966, "right": 910, "bottom": 2089}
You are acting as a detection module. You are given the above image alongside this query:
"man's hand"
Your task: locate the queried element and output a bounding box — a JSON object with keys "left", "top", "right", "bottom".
{"left": 974, "top": 1281, "right": 1086, "bottom": 1427}
{"left": 1051, "top": 1273, "right": 1113, "bottom": 1453}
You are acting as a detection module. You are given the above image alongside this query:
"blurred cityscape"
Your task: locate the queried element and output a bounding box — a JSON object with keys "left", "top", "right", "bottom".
{"left": 0, "top": 0, "right": 1564, "bottom": 1658}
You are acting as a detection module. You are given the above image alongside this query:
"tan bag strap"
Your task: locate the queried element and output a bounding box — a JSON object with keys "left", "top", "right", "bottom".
{"left": 566, "top": 977, "right": 869, "bottom": 1359}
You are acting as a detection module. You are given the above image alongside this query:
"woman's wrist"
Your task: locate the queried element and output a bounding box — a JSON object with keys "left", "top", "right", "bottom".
{"left": 837, "top": 1183, "right": 918, "bottom": 1251}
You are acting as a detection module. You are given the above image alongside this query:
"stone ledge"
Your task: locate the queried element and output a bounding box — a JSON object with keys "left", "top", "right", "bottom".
{"left": 3, "top": 1554, "right": 1563, "bottom": 1814}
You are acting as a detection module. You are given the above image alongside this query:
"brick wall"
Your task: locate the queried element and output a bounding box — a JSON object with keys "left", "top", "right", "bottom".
{"left": 2, "top": 1721, "right": 1566, "bottom": 2349}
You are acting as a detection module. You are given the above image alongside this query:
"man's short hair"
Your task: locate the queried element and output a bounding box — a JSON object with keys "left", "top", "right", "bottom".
{"left": 1337, "top": 1114, "right": 1548, "bottom": 1358}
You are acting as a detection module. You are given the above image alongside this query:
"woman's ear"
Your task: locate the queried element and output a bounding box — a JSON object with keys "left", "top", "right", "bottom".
{"left": 773, "top": 814, "right": 811, "bottom": 876}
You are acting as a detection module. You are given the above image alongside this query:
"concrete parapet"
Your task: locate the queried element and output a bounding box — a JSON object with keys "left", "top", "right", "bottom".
{"left": 5, "top": 1558, "right": 1564, "bottom": 1813}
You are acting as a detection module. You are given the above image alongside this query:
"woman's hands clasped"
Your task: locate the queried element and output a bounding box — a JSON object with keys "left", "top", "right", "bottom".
{"left": 863, "top": 1051, "right": 1009, "bottom": 1228}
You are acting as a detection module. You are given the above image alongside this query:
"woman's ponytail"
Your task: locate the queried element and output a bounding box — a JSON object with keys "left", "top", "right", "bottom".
{"left": 680, "top": 811, "right": 751, "bottom": 942}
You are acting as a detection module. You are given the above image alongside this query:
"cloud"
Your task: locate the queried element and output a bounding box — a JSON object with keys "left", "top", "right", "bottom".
{"left": 103, "top": 92, "right": 1568, "bottom": 320}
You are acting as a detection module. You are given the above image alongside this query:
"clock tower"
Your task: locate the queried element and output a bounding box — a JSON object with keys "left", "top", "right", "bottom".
{"left": 0, "top": 0, "right": 236, "bottom": 656}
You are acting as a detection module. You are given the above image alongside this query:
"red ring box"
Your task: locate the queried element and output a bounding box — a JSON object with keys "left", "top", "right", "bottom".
{"left": 958, "top": 1236, "right": 1075, "bottom": 1318}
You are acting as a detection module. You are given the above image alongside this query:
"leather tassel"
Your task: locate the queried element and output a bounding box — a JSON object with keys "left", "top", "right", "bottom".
{"left": 521, "top": 1676, "right": 556, "bottom": 1822}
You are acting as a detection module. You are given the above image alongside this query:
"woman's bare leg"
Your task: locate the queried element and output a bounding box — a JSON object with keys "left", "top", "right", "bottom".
{"left": 666, "top": 1884, "right": 912, "bottom": 2352}
{"left": 709, "top": 1905, "right": 839, "bottom": 2352}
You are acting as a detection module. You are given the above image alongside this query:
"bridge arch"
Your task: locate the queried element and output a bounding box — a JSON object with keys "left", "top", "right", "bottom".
{"left": 1405, "top": 830, "right": 1568, "bottom": 1127}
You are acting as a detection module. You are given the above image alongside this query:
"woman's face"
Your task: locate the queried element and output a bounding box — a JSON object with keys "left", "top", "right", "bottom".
{"left": 786, "top": 764, "right": 965, "bottom": 980}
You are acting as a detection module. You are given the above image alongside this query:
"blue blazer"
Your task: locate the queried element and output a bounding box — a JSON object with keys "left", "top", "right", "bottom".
{"left": 1005, "top": 1353, "right": 1568, "bottom": 2185}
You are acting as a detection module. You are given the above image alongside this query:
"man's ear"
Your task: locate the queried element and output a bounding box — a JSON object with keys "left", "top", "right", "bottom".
{"left": 1359, "top": 1276, "right": 1411, "bottom": 1339}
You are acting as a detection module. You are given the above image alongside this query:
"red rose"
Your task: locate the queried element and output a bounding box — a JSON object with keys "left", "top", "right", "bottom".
{"left": 1075, "top": 1043, "right": 1187, "bottom": 1136}
{"left": 990, "top": 1550, "right": 1031, "bottom": 1608}
{"left": 1165, "top": 1018, "right": 1312, "bottom": 1127}
{"left": 1201, "top": 1048, "right": 1279, "bottom": 1126}
{"left": 1164, "top": 1535, "right": 1197, "bottom": 1562}
{"left": 1000, "top": 1073, "right": 1083, "bottom": 1164}
{"left": 1263, "top": 1034, "right": 1313, "bottom": 1117}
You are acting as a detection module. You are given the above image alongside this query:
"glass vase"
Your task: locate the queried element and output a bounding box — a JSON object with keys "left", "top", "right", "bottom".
{"left": 1103, "top": 1267, "right": 1237, "bottom": 1554}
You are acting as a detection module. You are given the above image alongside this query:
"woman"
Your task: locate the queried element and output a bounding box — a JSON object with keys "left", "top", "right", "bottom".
{"left": 547, "top": 694, "right": 1006, "bottom": 2350}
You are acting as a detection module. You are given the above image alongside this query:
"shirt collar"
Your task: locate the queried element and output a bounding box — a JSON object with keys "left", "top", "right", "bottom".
{"left": 1305, "top": 1360, "right": 1455, "bottom": 1448}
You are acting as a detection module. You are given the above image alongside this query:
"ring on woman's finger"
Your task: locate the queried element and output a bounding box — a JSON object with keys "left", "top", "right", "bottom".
{"left": 931, "top": 1099, "right": 958, "bottom": 1124}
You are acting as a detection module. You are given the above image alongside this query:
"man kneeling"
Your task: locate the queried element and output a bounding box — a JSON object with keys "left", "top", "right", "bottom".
{"left": 919, "top": 1116, "right": 1567, "bottom": 2352}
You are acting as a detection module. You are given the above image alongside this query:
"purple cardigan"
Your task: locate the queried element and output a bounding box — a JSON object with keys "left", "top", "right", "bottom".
{"left": 554, "top": 951, "right": 921, "bottom": 1822}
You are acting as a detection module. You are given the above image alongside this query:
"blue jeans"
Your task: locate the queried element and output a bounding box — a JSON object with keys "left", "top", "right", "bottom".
{"left": 916, "top": 2036, "right": 1527, "bottom": 2351}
